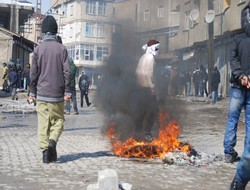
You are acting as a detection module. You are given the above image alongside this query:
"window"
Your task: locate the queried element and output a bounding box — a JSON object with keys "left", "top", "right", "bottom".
{"left": 86, "top": 23, "right": 105, "bottom": 37}
{"left": 96, "top": 46, "right": 109, "bottom": 61}
{"left": 86, "top": 1, "right": 96, "bottom": 15}
{"left": 158, "top": 5, "right": 164, "bottom": 18}
{"left": 184, "top": 11, "right": 194, "bottom": 30}
{"left": 68, "top": 45, "right": 76, "bottom": 60}
{"left": 86, "top": 23, "right": 94, "bottom": 37}
{"left": 144, "top": 9, "right": 150, "bottom": 21}
{"left": 80, "top": 44, "right": 94, "bottom": 61}
{"left": 214, "top": 0, "right": 222, "bottom": 14}
{"left": 86, "top": 1, "right": 106, "bottom": 16}
{"left": 98, "top": 2, "right": 106, "bottom": 15}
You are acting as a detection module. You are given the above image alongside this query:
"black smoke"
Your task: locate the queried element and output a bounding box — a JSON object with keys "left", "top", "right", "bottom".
{"left": 95, "top": 24, "right": 186, "bottom": 142}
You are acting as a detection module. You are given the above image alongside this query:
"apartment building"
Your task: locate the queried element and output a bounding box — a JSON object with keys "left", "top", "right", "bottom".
{"left": 49, "top": 0, "right": 117, "bottom": 85}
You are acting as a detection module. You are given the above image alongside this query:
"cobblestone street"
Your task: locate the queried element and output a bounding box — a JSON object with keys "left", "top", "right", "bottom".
{"left": 0, "top": 91, "right": 248, "bottom": 190}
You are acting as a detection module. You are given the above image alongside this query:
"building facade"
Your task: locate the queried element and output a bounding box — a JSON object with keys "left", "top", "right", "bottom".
{"left": 0, "top": 1, "right": 36, "bottom": 89}
{"left": 50, "top": 0, "right": 117, "bottom": 86}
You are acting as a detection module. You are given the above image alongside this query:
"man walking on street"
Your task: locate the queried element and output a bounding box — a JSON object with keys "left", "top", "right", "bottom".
{"left": 79, "top": 71, "right": 91, "bottom": 107}
{"left": 29, "top": 15, "right": 71, "bottom": 164}
{"left": 227, "top": 3, "right": 250, "bottom": 189}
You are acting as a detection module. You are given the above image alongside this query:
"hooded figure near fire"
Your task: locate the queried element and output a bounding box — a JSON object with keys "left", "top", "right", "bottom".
{"left": 134, "top": 39, "right": 160, "bottom": 142}
{"left": 96, "top": 39, "right": 160, "bottom": 141}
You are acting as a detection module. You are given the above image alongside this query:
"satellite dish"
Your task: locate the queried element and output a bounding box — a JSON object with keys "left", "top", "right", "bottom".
{"left": 205, "top": 10, "right": 215, "bottom": 23}
{"left": 190, "top": 9, "right": 199, "bottom": 21}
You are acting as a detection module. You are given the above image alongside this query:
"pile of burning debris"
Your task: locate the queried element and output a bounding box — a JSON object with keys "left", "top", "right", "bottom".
{"left": 162, "top": 149, "right": 224, "bottom": 167}
{"left": 105, "top": 110, "right": 224, "bottom": 167}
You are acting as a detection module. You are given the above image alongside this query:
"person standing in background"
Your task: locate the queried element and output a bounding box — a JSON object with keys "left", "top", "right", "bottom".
{"left": 65, "top": 59, "right": 79, "bottom": 115}
{"left": 8, "top": 65, "right": 18, "bottom": 100}
{"left": 79, "top": 71, "right": 91, "bottom": 107}
{"left": 193, "top": 67, "right": 200, "bottom": 97}
{"left": 210, "top": 66, "right": 220, "bottom": 104}
{"left": 29, "top": 15, "right": 71, "bottom": 164}
{"left": 22, "top": 63, "right": 30, "bottom": 93}
{"left": 2, "top": 62, "right": 9, "bottom": 92}
{"left": 184, "top": 69, "right": 192, "bottom": 96}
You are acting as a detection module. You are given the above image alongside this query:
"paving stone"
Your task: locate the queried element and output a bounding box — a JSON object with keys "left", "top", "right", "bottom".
{"left": 0, "top": 92, "right": 248, "bottom": 189}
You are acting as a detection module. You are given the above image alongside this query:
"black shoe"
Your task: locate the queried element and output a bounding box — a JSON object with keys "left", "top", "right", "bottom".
{"left": 42, "top": 149, "right": 50, "bottom": 164}
{"left": 87, "top": 103, "right": 92, "bottom": 107}
{"left": 225, "top": 152, "right": 240, "bottom": 163}
{"left": 48, "top": 139, "right": 57, "bottom": 162}
{"left": 230, "top": 177, "right": 246, "bottom": 190}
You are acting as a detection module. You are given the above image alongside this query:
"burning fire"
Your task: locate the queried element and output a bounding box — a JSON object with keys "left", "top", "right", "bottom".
{"left": 106, "top": 110, "right": 191, "bottom": 159}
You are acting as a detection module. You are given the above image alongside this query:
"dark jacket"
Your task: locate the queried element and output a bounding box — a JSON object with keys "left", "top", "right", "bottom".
{"left": 230, "top": 6, "right": 250, "bottom": 87}
{"left": 79, "top": 74, "right": 90, "bottom": 92}
{"left": 29, "top": 35, "right": 71, "bottom": 102}
{"left": 22, "top": 65, "right": 30, "bottom": 84}
{"left": 8, "top": 68, "right": 18, "bottom": 88}
{"left": 69, "top": 59, "right": 77, "bottom": 89}
{"left": 211, "top": 68, "right": 220, "bottom": 91}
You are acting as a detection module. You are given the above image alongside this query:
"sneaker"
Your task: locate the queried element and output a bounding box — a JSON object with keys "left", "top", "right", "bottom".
{"left": 225, "top": 152, "right": 240, "bottom": 163}
{"left": 65, "top": 112, "right": 70, "bottom": 115}
{"left": 230, "top": 176, "right": 246, "bottom": 190}
{"left": 73, "top": 112, "right": 79, "bottom": 115}
{"left": 87, "top": 103, "right": 92, "bottom": 107}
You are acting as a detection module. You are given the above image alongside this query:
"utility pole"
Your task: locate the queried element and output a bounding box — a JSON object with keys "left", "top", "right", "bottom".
{"left": 34, "top": 0, "right": 42, "bottom": 42}
{"left": 207, "top": 0, "right": 214, "bottom": 93}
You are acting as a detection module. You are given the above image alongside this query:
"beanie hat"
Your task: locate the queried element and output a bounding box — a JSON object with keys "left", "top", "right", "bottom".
{"left": 141, "top": 39, "right": 160, "bottom": 56}
{"left": 41, "top": 15, "right": 58, "bottom": 34}
{"left": 147, "top": 39, "right": 159, "bottom": 47}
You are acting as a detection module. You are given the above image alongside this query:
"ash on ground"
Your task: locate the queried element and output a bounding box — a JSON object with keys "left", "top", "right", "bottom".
{"left": 162, "top": 149, "right": 224, "bottom": 167}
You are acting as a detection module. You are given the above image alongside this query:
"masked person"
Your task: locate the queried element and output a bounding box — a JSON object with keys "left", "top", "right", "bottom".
{"left": 134, "top": 39, "right": 159, "bottom": 142}
{"left": 29, "top": 15, "right": 71, "bottom": 164}
{"left": 228, "top": 3, "right": 250, "bottom": 189}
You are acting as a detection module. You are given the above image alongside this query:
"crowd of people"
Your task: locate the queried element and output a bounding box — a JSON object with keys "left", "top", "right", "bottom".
{"left": 160, "top": 64, "right": 221, "bottom": 104}
{"left": 1, "top": 61, "right": 30, "bottom": 100}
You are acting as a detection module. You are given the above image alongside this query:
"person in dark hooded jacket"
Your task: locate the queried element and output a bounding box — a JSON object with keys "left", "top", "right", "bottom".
{"left": 226, "top": 3, "right": 250, "bottom": 190}
{"left": 78, "top": 71, "right": 91, "bottom": 107}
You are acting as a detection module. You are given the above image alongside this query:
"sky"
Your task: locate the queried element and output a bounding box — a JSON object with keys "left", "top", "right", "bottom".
{"left": 28, "top": 0, "right": 51, "bottom": 14}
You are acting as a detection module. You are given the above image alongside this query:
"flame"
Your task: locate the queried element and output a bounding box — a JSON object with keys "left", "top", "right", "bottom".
{"left": 106, "top": 110, "right": 191, "bottom": 159}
